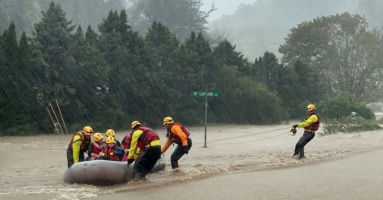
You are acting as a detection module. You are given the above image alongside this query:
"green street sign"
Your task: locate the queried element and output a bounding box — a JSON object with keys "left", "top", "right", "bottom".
{"left": 208, "top": 92, "right": 220, "bottom": 96}
{"left": 193, "top": 92, "right": 220, "bottom": 96}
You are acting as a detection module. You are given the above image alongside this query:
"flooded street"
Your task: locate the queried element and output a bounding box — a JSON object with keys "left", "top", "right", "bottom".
{"left": 94, "top": 149, "right": 383, "bottom": 200}
{"left": 1, "top": 124, "right": 382, "bottom": 199}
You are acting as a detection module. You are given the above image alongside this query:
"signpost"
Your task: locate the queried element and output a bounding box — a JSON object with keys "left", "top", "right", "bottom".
{"left": 193, "top": 86, "right": 220, "bottom": 148}
{"left": 192, "top": 92, "right": 220, "bottom": 97}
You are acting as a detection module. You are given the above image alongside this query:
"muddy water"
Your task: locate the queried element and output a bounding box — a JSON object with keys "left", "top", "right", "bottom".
{"left": 1, "top": 124, "right": 382, "bottom": 200}
{"left": 94, "top": 149, "right": 383, "bottom": 200}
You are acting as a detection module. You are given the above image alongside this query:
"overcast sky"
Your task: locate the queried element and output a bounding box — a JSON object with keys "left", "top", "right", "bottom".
{"left": 201, "top": 0, "right": 257, "bottom": 21}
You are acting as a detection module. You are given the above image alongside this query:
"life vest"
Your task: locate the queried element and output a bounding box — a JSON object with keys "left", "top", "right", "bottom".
{"left": 91, "top": 142, "right": 103, "bottom": 155}
{"left": 67, "top": 132, "right": 91, "bottom": 153}
{"left": 306, "top": 114, "right": 320, "bottom": 131}
{"left": 122, "top": 134, "right": 131, "bottom": 150}
{"left": 137, "top": 126, "right": 160, "bottom": 149}
{"left": 102, "top": 146, "right": 121, "bottom": 161}
{"left": 167, "top": 123, "right": 190, "bottom": 144}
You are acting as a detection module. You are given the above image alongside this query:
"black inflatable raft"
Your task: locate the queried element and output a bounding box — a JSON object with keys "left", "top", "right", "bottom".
{"left": 64, "top": 154, "right": 166, "bottom": 185}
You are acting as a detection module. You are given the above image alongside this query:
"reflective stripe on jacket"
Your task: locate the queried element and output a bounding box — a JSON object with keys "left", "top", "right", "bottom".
{"left": 128, "top": 126, "right": 160, "bottom": 158}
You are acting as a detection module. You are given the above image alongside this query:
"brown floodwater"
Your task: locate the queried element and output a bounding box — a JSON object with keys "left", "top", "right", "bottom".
{"left": 1, "top": 124, "right": 382, "bottom": 200}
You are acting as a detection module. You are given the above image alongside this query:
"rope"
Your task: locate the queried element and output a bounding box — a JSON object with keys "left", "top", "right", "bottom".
{"left": 194, "top": 127, "right": 291, "bottom": 145}
{"left": 210, "top": 131, "right": 291, "bottom": 144}
{"left": 247, "top": 132, "right": 290, "bottom": 142}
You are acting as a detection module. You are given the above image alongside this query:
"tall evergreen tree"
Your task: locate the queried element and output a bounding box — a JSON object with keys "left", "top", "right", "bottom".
{"left": 127, "top": 0, "right": 213, "bottom": 41}
{"left": 213, "top": 39, "right": 250, "bottom": 74}
{"left": 252, "top": 52, "right": 281, "bottom": 92}
{"left": 0, "top": 23, "right": 43, "bottom": 134}
{"left": 85, "top": 25, "right": 98, "bottom": 46}
{"left": 70, "top": 26, "right": 110, "bottom": 128}
{"left": 98, "top": 10, "right": 167, "bottom": 126}
{"left": 144, "top": 21, "right": 182, "bottom": 119}
{"left": 33, "top": 2, "right": 87, "bottom": 127}
{"left": 170, "top": 32, "right": 213, "bottom": 123}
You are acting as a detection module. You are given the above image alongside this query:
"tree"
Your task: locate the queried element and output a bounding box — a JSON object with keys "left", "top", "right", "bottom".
{"left": 319, "top": 93, "right": 375, "bottom": 120}
{"left": 279, "top": 12, "right": 383, "bottom": 102}
{"left": 144, "top": 22, "right": 181, "bottom": 118}
{"left": 252, "top": 52, "right": 282, "bottom": 92}
{"left": 127, "top": 0, "right": 213, "bottom": 41}
{"left": 33, "top": 2, "right": 89, "bottom": 126}
{"left": 0, "top": 23, "right": 44, "bottom": 134}
{"left": 84, "top": 25, "right": 98, "bottom": 46}
{"left": 70, "top": 26, "right": 110, "bottom": 127}
{"left": 213, "top": 39, "right": 250, "bottom": 74}
{"left": 211, "top": 65, "right": 287, "bottom": 124}
{"left": 0, "top": 0, "right": 127, "bottom": 36}
{"left": 98, "top": 10, "right": 172, "bottom": 126}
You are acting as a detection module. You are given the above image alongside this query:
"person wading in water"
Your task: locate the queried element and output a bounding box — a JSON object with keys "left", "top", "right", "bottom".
{"left": 290, "top": 104, "right": 320, "bottom": 159}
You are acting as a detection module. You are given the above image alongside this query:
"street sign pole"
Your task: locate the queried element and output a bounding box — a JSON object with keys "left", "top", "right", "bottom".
{"left": 192, "top": 89, "right": 220, "bottom": 148}
{"left": 204, "top": 85, "right": 208, "bottom": 148}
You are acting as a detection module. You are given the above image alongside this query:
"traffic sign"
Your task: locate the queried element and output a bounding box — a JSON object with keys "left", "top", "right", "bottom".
{"left": 193, "top": 92, "right": 220, "bottom": 96}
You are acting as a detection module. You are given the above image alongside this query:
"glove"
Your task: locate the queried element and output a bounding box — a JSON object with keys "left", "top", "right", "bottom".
{"left": 183, "top": 146, "right": 189, "bottom": 154}
{"left": 127, "top": 158, "right": 135, "bottom": 165}
{"left": 292, "top": 124, "right": 298, "bottom": 129}
{"left": 290, "top": 128, "right": 297, "bottom": 135}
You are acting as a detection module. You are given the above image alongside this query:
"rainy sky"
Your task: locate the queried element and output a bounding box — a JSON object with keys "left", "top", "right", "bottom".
{"left": 201, "top": 0, "right": 257, "bottom": 21}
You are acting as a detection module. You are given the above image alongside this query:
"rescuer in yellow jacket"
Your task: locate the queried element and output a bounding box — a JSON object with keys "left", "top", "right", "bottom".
{"left": 127, "top": 121, "right": 161, "bottom": 180}
{"left": 66, "top": 126, "right": 92, "bottom": 168}
{"left": 290, "top": 104, "right": 320, "bottom": 159}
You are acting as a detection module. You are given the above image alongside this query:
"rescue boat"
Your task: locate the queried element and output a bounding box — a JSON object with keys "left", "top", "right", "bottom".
{"left": 64, "top": 154, "right": 166, "bottom": 185}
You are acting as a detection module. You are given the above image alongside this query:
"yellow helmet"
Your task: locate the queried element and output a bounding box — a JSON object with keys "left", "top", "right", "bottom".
{"left": 93, "top": 133, "right": 103, "bottom": 142}
{"left": 106, "top": 129, "right": 115, "bottom": 137}
{"left": 106, "top": 136, "right": 115, "bottom": 144}
{"left": 307, "top": 104, "right": 316, "bottom": 111}
{"left": 131, "top": 121, "right": 141, "bottom": 129}
{"left": 163, "top": 116, "right": 174, "bottom": 125}
{"left": 83, "top": 126, "right": 93, "bottom": 136}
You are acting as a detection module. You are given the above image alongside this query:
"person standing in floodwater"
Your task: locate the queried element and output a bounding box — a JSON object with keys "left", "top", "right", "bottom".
{"left": 161, "top": 116, "right": 192, "bottom": 169}
{"left": 128, "top": 121, "right": 162, "bottom": 180}
{"left": 290, "top": 104, "right": 320, "bottom": 159}
{"left": 66, "top": 126, "right": 92, "bottom": 168}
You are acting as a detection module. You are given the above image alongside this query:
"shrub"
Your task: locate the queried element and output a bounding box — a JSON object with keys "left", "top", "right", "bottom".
{"left": 319, "top": 93, "right": 374, "bottom": 120}
{"left": 322, "top": 117, "right": 381, "bottom": 135}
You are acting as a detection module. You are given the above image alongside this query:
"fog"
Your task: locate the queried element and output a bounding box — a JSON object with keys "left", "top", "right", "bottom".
{"left": 201, "top": 0, "right": 257, "bottom": 21}
{"left": 2, "top": 0, "right": 382, "bottom": 61}
{"left": 206, "top": 0, "right": 383, "bottom": 60}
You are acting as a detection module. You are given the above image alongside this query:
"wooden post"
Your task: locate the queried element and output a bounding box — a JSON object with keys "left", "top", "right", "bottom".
{"left": 46, "top": 107, "right": 57, "bottom": 134}
{"left": 55, "top": 99, "right": 69, "bottom": 134}
{"left": 49, "top": 103, "right": 64, "bottom": 135}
